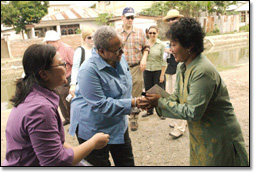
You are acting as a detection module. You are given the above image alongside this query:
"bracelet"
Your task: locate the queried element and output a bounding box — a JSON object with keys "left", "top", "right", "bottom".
{"left": 134, "top": 97, "right": 137, "bottom": 107}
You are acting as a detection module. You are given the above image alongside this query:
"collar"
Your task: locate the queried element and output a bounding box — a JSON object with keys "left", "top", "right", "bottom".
{"left": 92, "top": 48, "right": 120, "bottom": 71}
{"left": 186, "top": 54, "right": 202, "bottom": 70}
{"left": 32, "top": 84, "right": 59, "bottom": 108}
{"left": 180, "top": 54, "right": 203, "bottom": 72}
{"left": 121, "top": 26, "right": 137, "bottom": 34}
{"left": 155, "top": 39, "right": 161, "bottom": 44}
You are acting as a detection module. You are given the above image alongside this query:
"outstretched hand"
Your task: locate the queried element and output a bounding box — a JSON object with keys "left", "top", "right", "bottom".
{"left": 145, "top": 93, "right": 161, "bottom": 107}
{"left": 91, "top": 133, "right": 110, "bottom": 149}
{"left": 136, "top": 94, "right": 161, "bottom": 110}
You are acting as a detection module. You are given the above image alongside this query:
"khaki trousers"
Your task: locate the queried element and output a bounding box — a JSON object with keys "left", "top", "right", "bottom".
{"left": 130, "top": 65, "right": 143, "bottom": 98}
{"left": 129, "top": 65, "right": 143, "bottom": 121}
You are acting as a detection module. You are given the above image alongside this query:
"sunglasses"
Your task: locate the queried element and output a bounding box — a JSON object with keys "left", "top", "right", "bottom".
{"left": 126, "top": 16, "right": 134, "bottom": 20}
{"left": 166, "top": 17, "right": 178, "bottom": 22}
{"left": 148, "top": 32, "right": 157, "bottom": 35}
{"left": 87, "top": 36, "right": 93, "bottom": 40}
{"left": 106, "top": 46, "right": 124, "bottom": 55}
{"left": 48, "top": 62, "right": 67, "bottom": 69}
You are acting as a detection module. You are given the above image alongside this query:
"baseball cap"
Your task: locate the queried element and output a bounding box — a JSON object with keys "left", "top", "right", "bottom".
{"left": 122, "top": 7, "right": 136, "bottom": 17}
{"left": 43, "top": 30, "right": 60, "bottom": 42}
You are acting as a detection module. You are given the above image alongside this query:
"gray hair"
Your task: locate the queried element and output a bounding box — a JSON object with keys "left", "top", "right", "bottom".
{"left": 93, "top": 26, "right": 118, "bottom": 50}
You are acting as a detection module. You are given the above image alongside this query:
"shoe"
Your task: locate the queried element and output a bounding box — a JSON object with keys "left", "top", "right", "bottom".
{"left": 130, "top": 121, "right": 138, "bottom": 131}
{"left": 160, "top": 117, "right": 166, "bottom": 120}
{"left": 169, "top": 123, "right": 174, "bottom": 128}
{"left": 63, "top": 120, "right": 70, "bottom": 126}
{"left": 141, "top": 111, "right": 153, "bottom": 118}
{"left": 169, "top": 129, "right": 183, "bottom": 139}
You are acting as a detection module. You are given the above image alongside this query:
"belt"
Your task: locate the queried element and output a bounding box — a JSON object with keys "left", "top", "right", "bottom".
{"left": 129, "top": 62, "right": 140, "bottom": 68}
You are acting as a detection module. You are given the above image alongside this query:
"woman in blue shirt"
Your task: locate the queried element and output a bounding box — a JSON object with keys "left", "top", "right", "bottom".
{"left": 69, "top": 26, "right": 138, "bottom": 166}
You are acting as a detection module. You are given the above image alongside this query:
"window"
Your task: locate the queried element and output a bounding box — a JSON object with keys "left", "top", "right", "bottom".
{"left": 61, "top": 29, "right": 67, "bottom": 35}
{"left": 240, "top": 11, "right": 246, "bottom": 23}
{"left": 54, "top": 8, "right": 61, "bottom": 12}
{"left": 60, "top": 24, "right": 79, "bottom": 35}
{"left": 68, "top": 29, "right": 74, "bottom": 35}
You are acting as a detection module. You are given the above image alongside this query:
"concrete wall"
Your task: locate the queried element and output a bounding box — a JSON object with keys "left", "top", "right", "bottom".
{"left": 1, "top": 39, "right": 10, "bottom": 59}
{"left": 198, "top": 15, "right": 240, "bottom": 34}
{"left": 8, "top": 34, "right": 82, "bottom": 59}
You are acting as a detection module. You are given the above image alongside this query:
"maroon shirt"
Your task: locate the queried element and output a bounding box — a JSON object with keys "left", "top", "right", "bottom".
{"left": 57, "top": 42, "right": 74, "bottom": 78}
{"left": 2, "top": 84, "right": 74, "bottom": 166}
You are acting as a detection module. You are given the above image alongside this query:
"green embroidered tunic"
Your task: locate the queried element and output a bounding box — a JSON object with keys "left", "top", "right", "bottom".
{"left": 156, "top": 54, "right": 248, "bottom": 166}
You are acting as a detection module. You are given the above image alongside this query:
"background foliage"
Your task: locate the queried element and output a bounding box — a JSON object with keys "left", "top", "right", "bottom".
{"left": 1, "top": 1, "right": 49, "bottom": 39}
{"left": 139, "top": 1, "right": 237, "bottom": 17}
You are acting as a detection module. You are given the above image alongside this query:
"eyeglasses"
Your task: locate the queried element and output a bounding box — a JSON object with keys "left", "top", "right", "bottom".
{"left": 106, "top": 46, "right": 124, "bottom": 55}
{"left": 48, "top": 62, "right": 66, "bottom": 69}
{"left": 87, "top": 36, "right": 93, "bottom": 40}
{"left": 148, "top": 32, "right": 157, "bottom": 35}
{"left": 126, "top": 16, "right": 134, "bottom": 20}
{"left": 166, "top": 17, "right": 178, "bottom": 22}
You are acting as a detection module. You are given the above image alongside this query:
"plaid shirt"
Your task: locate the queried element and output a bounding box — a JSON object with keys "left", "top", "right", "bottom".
{"left": 57, "top": 42, "right": 74, "bottom": 78}
{"left": 117, "top": 26, "right": 150, "bottom": 64}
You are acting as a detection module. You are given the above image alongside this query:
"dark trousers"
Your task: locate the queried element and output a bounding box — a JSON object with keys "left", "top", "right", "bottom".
{"left": 76, "top": 128, "right": 135, "bottom": 166}
{"left": 55, "top": 76, "right": 71, "bottom": 122}
{"left": 143, "top": 70, "right": 166, "bottom": 113}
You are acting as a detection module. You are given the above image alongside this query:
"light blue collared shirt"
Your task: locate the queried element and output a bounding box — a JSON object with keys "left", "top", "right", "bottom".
{"left": 69, "top": 48, "right": 132, "bottom": 144}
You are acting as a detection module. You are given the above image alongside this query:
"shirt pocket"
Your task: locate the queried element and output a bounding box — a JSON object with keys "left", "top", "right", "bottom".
{"left": 101, "top": 79, "right": 122, "bottom": 98}
{"left": 132, "top": 38, "right": 141, "bottom": 53}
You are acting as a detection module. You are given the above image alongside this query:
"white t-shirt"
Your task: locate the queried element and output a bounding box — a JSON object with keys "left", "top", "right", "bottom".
{"left": 70, "top": 46, "right": 92, "bottom": 85}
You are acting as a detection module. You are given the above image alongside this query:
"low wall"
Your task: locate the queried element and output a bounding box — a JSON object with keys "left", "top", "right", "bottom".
{"left": 204, "top": 32, "right": 249, "bottom": 47}
{"left": 2, "top": 32, "right": 249, "bottom": 64}
{"left": 8, "top": 34, "right": 82, "bottom": 59}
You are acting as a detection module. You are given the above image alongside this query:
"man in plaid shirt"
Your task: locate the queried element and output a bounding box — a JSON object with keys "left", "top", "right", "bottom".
{"left": 44, "top": 30, "right": 74, "bottom": 126}
{"left": 117, "top": 7, "right": 150, "bottom": 131}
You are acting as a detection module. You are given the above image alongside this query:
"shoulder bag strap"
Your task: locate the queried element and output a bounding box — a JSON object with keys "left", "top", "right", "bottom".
{"left": 79, "top": 46, "right": 85, "bottom": 67}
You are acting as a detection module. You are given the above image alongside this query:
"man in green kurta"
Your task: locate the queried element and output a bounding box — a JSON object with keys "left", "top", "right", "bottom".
{"left": 141, "top": 17, "right": 249, "bottom": 166}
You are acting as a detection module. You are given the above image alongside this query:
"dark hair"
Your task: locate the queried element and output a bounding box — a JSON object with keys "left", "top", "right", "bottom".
{"left": 10, "top": 44, "right": 56, "bottom": 107}
{"left": 148, "top": 25, "right": 158, "bottom": 32}
{"left": 166, "top": 17, "right": 205, "bottom": 54}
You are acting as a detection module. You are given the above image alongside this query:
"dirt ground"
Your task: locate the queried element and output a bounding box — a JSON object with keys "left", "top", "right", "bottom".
{"left": 1, "top": 64, "right": 249, "bottom": 166}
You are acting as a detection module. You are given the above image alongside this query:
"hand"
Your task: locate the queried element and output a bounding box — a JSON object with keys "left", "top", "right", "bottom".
{"left": 145, "top": 93, "right": 161, "bottom": 107}
{"left": 69, "top": 84, "right": 76, "bottom": 97}
{"left": 136, "top": 97, "right": 150, "bottom": 110}
{"left": 159, "top": 76, "right": 164, "bottom": 83}
{"left": 140, "top": 56, "right": 147, "bottom": 72}
{"left": 90, "top": 133, "right": 110, "bottom": 149}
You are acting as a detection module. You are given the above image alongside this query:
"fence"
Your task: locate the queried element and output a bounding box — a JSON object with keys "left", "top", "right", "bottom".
{"left": 198, "top": 15, "right": 240, "bottom": 33}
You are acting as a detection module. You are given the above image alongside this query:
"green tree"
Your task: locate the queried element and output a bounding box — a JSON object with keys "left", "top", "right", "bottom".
{"left": 96, "top": 13, "right": 114, "bottom": 26}
{"left": 140, "top": 1, "right": 237, "bottom": 17}
{"left": 140, "top": 1, "right": 205, "bottom": 17}
{"left": 213, "top": 1, "right": 237, "bottom": 15}
{"left": 1, "top": 1, "right": 49, "bottom": 39}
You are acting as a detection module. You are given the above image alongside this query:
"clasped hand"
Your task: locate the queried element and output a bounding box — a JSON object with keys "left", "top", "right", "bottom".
{"left": 136, "top": 93, "right": 161, "bottom": 111}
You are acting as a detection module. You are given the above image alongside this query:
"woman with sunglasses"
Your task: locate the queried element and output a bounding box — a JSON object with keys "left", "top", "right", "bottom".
{"left": 69, "top": 27, "right": 95, "bottom": 98}
{"left": 2, "top": 44, "right": 109, "bottom": 166}
{"left": 141, "top": 26, "right": 167, "bottom": 117}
